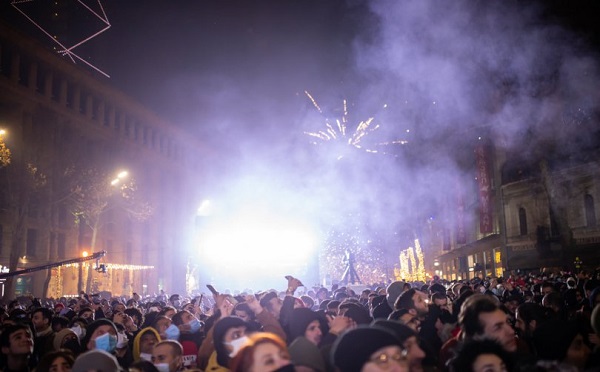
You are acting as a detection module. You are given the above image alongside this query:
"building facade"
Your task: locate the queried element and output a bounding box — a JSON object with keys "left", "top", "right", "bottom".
{"left": 0, "top": 21, "right": 208, "bottom": 299}
{"left": 431, "top": 140, "right": 600, "bottom": 280}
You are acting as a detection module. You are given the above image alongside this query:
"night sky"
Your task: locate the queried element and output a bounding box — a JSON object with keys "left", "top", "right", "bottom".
{"left": 3, "top": 0, "right": 600, "bottom": 250}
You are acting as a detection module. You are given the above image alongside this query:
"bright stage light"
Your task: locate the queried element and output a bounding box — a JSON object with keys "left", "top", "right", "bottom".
{"left": 196, "top": 209, "right": 318, "bottom": 291}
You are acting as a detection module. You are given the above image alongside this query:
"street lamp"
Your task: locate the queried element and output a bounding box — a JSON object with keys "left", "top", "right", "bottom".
{"left": 110, "top": 170, "right": 128, "bottom": 186}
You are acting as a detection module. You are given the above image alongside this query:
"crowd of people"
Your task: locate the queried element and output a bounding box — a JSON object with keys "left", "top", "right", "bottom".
{"left": 1, "top": 270, "right": 600, "bottom": 372}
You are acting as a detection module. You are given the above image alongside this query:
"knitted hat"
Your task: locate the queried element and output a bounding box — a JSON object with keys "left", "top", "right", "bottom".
{"left": 386, "top": 281, "right": 406, "bottom": 308}
{"left": 53, "top": 328, "right": 78, "bottom": 350}
{"left": 288, "top": 308, "right": 323, "bottom": 342}
{"left": 81, "top": 318, "right": 117, "bottom": 351}
{"left": 533, "top": 320, "right": 580, "bottom": 361}
{"left": 288, "top": 336, "right": 326, "bottom": 372}
{"left": 332, "top": 326, "right": 401, "bottom": 372}
{"left": 72, "top": 349, "right": 120, "bottom": 372}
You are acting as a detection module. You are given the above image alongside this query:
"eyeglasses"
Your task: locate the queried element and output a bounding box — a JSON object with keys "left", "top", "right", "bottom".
{"left": 368, "top": 349, "right": 408, "bottom": 369}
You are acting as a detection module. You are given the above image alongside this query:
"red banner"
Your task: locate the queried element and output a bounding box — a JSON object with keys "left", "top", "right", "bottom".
{"left": 475, "top": 144, "right": 493, "bottom": 233}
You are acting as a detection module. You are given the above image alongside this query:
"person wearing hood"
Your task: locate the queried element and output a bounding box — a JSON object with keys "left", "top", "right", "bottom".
{"left": 205, "top": 316, "right": 251, "bottom": 372}
{"left": 133, "top": 327, "right": 161, "bottom": 363}
{"left": 53, "top": 328, "right": 81, "bottom": 357}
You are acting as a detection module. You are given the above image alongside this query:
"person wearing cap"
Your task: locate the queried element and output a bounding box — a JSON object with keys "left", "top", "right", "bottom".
{"left": 332, "top": 325, "right": 408, "bottom": 372}
{"left": 0, "top": 323, "right": 34, "bottom": 372}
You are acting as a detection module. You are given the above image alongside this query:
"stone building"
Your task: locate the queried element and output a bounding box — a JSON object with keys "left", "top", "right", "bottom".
{"left": 0, "top": 20, "right": 208, "bottom": 298}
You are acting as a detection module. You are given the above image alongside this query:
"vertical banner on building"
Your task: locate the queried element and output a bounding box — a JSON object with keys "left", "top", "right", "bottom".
{"left": 475, "top": 144, "right": 493, "bottom": 233}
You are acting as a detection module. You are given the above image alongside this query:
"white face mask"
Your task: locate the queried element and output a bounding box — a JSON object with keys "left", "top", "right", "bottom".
{"left": 139, "top": 352, "right": 153, "bottom": 362}
{"left": 226, "top": 335, "right": 249, "bottom": 358}
{"left": 154, "top": 363, "right": 170, "bottom": 372}
{"left": 70, "top": 325, "right": 86, "bottom": 340}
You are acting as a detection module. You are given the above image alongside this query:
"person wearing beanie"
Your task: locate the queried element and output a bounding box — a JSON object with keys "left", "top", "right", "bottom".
{"left": 81, "top": 318, "right": 118, "bottom": 354}
{"left": 332, "top": 325, "right": 408, "bottom": 372}
{"left": 72, "top": 349, "right": 121, "bottom": 372}
{"left": 288, "top": 336, "right": 326, "bottom": 372}
{"left": 533, "top": 319, "right": 590, "bottom": 370}
{"left": 372, "top": 320, "right": 425, "bottom": 372}
{"left": 133, "top": 327, "right": 161, "bottom": 362}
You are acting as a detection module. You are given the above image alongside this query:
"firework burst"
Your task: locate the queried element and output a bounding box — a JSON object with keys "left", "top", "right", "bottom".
{"left": 303, "top": 91, "right": 408, "bottom": 158}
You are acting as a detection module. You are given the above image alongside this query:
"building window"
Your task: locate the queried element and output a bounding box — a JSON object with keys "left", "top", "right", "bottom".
{"left": 58, "top": 233, "right": 66, "bottom": 259}
{"left": 518, "top": 207, "right": 528, "bottom": 235}
{"left": 585, "top": 194, "right": 596, "bottom": 227}
{"left": 26, "top": 229, "right": 37, "bottom": 257}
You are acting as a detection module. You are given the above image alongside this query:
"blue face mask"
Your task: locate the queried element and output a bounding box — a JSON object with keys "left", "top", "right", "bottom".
{"left": 189, "top": 319, "right": 202, "bottom": 333}
{"left": 165, "top": 324, "right": 180, "bottom": 340}
{"left": 94, "top": 332, "right": 117, "bottom": 353}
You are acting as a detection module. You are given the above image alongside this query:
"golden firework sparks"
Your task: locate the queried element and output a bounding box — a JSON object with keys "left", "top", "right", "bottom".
{"left": 303, "top": 92, "right": 408, "bottom": 156}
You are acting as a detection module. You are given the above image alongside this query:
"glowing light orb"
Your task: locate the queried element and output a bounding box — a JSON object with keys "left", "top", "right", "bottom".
{"left": 195, "top": 208, "right": 318, "bottom": 291}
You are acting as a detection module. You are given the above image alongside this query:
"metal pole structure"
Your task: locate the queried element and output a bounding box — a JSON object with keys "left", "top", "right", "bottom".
{"left": 0, "top": 251, "right": 107, "bottom": 280}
